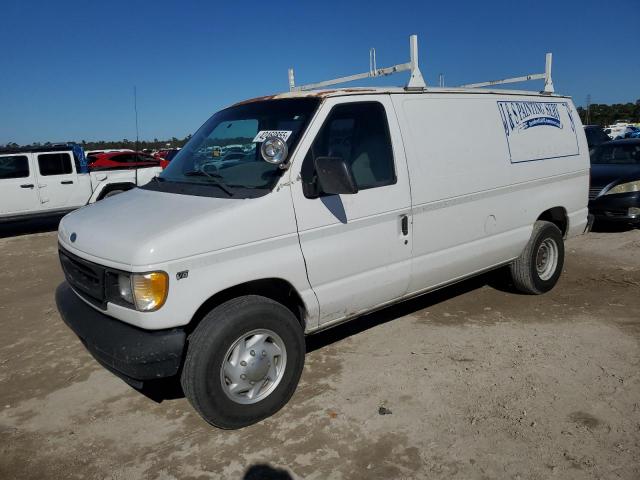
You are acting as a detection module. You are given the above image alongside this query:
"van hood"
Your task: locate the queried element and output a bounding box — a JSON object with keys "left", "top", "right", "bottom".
{"left": 58, "top": 187, "right": 295, "bottom": 267}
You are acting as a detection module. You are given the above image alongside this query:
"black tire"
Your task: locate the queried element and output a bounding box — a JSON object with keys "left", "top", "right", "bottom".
{"left": 181, "top": 295, "right": 305, "bottom": 429}
{"left": 509, "top": 220, "right": 565, "bottom": 294}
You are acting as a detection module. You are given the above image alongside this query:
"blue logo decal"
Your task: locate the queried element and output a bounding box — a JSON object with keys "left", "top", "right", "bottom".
{"left": 70, "top": 233, "right": 77, "bottom": 243}
{"left": 498, "top": 101, "right": 562, "bottom": 137}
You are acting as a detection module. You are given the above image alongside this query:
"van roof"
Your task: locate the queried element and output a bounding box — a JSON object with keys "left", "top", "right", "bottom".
{"left": 233, "top": 86, "right": 570, "bottom": 106}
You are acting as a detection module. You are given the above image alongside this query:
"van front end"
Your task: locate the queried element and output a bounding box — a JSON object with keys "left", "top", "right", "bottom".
{"left": 55, "top": 242, "right": 188, "bottom": 387}
{"left": 52, "top": 96, "right": 322, "bottom": 428}
{"left": 55, "top": 282, "right": 186, "bottom": 388}
{"left": 53, "top": 179, "right": 310, "bottom": 390}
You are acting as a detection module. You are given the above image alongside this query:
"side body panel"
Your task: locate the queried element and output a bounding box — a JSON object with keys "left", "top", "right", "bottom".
{"left": 73, "top": 175, "right": 93, "bottom": 205}
{"left": 392, "top": 93, "right": 589, "bottom": 296}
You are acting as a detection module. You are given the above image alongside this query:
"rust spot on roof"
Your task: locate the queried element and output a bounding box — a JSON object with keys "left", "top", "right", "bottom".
{"left": 231, "top": 94, "right": 277, "bottom": 106}
{"left": 343, "top": 88, "right": 376, "bottom": 92}
{"left": 305, "top": 89, "right": 338, "bottom": 97}
{"left": 230, "top": 87, "right": 383, "bottom": 106}
{"left": 306, "top": 88, "right": 377, "bottom": 97}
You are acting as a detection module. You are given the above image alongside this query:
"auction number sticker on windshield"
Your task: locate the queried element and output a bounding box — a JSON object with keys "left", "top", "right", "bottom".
{"left": 253, "top": 130, "right": 292, "bottom": 142}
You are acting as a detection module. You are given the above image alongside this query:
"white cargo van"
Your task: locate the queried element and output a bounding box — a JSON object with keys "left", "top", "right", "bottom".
{"left": 0, "top": 145, "right": 161, "bottom": 222}
{"left": 56, "top": 37, "right": 590, "bottom": 428}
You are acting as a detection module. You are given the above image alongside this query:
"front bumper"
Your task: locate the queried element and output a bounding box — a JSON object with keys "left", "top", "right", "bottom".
{"left": 56, "top": 282, "right": 186, "bottom": 386}
{"left": 589, "top": 191, "right": 640, "bottom": 223}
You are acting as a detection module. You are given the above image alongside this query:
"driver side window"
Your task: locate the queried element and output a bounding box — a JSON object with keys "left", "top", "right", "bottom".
{"left": 302, "top": 102, "right": 396, "bottom": 196}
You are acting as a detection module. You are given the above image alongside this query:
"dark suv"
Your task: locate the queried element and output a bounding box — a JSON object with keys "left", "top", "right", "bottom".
{"left": 589, "top": 139, "right": 640, "bottom": 224}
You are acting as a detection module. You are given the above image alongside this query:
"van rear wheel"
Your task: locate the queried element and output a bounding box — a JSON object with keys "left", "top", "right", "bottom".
{"left": 510, "top": 220, "right": 564, "bottom": 294}
{"left": 180, "top": 295, "right": 305, "bottom": 429}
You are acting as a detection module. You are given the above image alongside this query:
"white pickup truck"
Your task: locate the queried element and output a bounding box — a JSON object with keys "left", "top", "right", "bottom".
{"left": 0, "top": 145, "right": 162, "bottom": 222}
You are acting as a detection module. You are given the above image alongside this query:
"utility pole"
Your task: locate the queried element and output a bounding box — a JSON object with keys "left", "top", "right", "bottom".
{"left": 134, "top": 86, "right": 140, "bottom": 156}
{"left": 439, "top": 73, "right": 444, "bottom": 87}
{"left": 586, "top": 94, "right": 591, "bottom": 124}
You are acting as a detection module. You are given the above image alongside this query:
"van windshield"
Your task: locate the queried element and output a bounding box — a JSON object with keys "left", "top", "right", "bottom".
{"left": 155, "top": 98, "right": 319, "bottom": 198}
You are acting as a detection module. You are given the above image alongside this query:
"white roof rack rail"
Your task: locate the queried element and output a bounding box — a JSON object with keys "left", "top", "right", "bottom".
{"left": 457, "top": 52, "right": 555, "bottom": 94}
{"left": 288, "top": 34, "right": 426, "bottom": 92}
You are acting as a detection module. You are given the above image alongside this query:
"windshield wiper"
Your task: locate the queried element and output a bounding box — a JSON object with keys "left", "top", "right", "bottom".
{"left": 183, "top": 169, "right": 234, "bottom": 197}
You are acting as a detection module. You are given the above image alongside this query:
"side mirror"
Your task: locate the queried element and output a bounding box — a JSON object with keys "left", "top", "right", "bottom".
{"left": 314, "top": 156, "right": 358, "bottom": 195}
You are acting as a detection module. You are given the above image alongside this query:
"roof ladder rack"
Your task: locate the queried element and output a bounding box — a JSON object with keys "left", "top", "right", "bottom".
{"left": 288, "top": 34, "right": 427, "bottom": 92}
{"left": 457, "top": 52, "right": 555, "bottom": 93}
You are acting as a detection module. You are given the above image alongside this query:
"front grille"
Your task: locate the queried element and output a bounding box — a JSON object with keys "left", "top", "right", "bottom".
{"left": 589, "top": 187, "right": 603, "bottom": 200}
{"left": 59, "top": 247, "right": 106, "bottom": 309}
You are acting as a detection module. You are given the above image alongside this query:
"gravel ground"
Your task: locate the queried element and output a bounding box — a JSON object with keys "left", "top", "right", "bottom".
{"left": 0, "top": 221, "right": 639, "bottom": 479}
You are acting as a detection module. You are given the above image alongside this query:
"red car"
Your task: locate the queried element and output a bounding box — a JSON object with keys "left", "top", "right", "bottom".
{"left": 153, "top": 149, "right": 181, "bottom": 163}
{"left": 89, "top": 151, "right": 169, "bottom": 170}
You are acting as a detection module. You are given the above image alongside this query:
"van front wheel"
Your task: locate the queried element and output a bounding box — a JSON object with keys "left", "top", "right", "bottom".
{"left": 510, "top": 220, "right": 564, "bottom": 294}
{"left": 180, "top": 295, "right": 305, "bottom": 429}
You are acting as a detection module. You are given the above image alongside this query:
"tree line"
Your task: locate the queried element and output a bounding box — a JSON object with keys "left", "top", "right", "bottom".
{"left": 3, "top": 99, "right": 639, "bottom": 150}
{"left": 2, "top": 134, "right": 258, "bottom": 151}
{"left": 576, "top": 99, "right": 640, "bottom": 126}
{"left": 2, "top": 135, "right": 193, "bottom": 151}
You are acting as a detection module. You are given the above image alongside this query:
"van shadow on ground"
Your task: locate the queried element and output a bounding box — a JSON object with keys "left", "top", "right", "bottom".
{"left": 305, "top": 267, "right": 515, "bottom": 353}
{"left": 140, "top": 267, "right": 513, "bottom": 402}
{"left": 243, "top": 464, "right": 294, "bottom": 480}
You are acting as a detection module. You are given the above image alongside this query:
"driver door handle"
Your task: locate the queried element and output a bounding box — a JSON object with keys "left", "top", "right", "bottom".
{"left": 61, "top": 180, "right": 74, "bottom": 184}
{"left": 20, "top": 184, "right": 34, "bottom": 189}
{"left": 401, "top": 215, "right": 409, "bottom": 236}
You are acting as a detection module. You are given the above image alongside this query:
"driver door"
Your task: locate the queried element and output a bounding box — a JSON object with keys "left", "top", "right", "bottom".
{"left": 290, "top": 96, "right": 412, "bottom": 327}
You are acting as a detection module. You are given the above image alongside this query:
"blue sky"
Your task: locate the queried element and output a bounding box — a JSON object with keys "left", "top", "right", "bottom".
{"left": 1, "top": 0, "right": 638, "bottom": 145}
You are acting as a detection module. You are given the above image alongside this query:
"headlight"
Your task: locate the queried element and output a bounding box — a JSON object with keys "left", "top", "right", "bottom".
{"left": 132, "top": 272, "right": 169, "bottom": 311}
{"left": 118, "top": 274, "right": 134, "bottom": 304}
{"left": 605, "top": 181, "right": 640, "bottom": 195}
{"left": 107, "top": 271, "right": 168, "bottom": 312}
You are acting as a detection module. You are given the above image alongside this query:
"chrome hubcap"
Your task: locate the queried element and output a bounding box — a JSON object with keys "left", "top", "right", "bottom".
{"left": 220, "top": 329, "right": 287, "bottom": 405}
{"left": 536, "top": 238, "right": 558, "bottom": 281}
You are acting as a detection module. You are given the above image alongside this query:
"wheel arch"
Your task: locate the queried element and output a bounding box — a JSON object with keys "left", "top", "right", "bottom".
{"left": 186, "top": 278, "right": 308, "bottom": 335}
{"left": 537, "top": 206, "right": 568, "bottom": 237}
{"left": 95, "top": 182, "right": 136, "bottom": 201}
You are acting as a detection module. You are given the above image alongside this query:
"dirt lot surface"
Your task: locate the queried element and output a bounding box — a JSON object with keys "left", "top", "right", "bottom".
{"left": 1, "top": 221, "right": 639, "bottom": 480}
